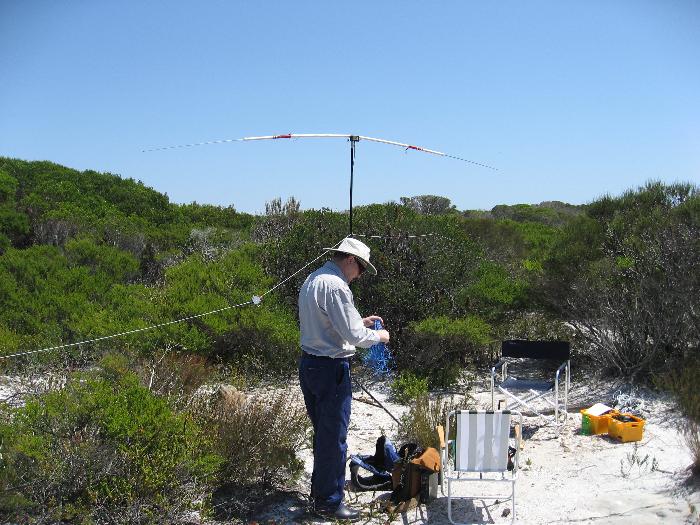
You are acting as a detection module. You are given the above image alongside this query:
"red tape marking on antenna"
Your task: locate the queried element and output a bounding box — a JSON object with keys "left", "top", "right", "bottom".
{"left": 273, "top": 134, "right": 292, "bottom": 139}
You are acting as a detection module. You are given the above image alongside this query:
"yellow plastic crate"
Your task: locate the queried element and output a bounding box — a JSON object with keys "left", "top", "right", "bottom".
{"left": 607, "top": 413, "right": 645, "bottom": 443}
{"left": 580, "top": 408, "right": 618, "bottom": 435}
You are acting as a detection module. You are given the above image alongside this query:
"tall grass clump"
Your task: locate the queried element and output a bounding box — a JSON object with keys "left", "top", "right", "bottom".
{"left": 199, "top": 387, "right": 311, "bottom": 517}
{"left": 209, "top": 388, "right": 309, "bottom": 485}
{"left": 397, "top": 394, "right": 474, "bottom": 450}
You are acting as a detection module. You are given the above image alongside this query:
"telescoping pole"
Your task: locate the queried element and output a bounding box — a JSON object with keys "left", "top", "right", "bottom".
{"left": 349, "top": 136, "right": 359, "bottom": 236}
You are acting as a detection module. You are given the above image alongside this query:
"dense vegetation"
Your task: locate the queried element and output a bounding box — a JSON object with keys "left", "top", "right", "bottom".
{"left": 0, "top": 157, "right": 697, "bottom": 521}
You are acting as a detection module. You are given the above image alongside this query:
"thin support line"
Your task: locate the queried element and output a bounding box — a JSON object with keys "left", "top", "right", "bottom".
{"left": 1, "top": 237, "right": 348, "bottom": 361}
{"left": 0, "top": 300, "right": 252, "bottom": 360}
{"left": 260, "top": 237, "right": 345, "bottom": 298}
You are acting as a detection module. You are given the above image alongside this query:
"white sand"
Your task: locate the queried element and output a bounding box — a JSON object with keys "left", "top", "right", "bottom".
{"left": 256, "top": 377, "right": 700, "bottom": 524}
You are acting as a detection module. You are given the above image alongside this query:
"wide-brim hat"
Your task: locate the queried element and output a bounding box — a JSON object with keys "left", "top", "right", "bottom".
{"left": 324, "top": 237, "right": 377, "bottom": 275}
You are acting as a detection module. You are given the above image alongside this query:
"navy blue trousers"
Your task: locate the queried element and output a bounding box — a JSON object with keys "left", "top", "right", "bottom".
{"left": 299, "top": 353, "right": 352, "bottom": 511}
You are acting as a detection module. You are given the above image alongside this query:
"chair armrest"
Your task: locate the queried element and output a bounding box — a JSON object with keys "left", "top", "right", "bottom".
{"left": 491, "top": 359, "right": 507, "bottom": 376}
{"left": 436, "top": 425, "right": 446, "bottom": 450}
{"left": 555, "top": 361, "right": 568, "bottom": 380}
{"left": 491, "top": 359, "right": 507, "bottom": 409}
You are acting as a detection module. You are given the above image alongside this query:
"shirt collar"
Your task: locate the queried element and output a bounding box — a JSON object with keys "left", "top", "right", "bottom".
{"left": 324, "top": 260, "right": 349, "bottom": 284}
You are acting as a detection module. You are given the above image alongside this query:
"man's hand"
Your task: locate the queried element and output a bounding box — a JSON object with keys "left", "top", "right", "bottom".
{"left": 363, "top": 315, "right": 389, "bottom": 343}
{"left": 362, "top": 315, "right": 384, "bottom": 327}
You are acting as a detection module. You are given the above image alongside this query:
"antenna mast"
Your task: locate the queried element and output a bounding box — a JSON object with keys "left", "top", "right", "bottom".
{"left": 349, "top": 136, "right": 359, "bottom": 235}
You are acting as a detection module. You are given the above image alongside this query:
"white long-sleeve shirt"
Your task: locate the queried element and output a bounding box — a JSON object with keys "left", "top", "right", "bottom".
{"left": 299, "top": 261, "right": 380, "bottom": 358}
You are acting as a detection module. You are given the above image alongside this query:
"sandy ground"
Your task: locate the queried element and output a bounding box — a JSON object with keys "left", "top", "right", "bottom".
{"left": 252, "top": 376, "right": 700, "bottom": 525}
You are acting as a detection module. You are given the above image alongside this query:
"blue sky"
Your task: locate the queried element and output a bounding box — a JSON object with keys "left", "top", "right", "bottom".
{"left": 1, "top": 1, "right": 698, "bottom": 214}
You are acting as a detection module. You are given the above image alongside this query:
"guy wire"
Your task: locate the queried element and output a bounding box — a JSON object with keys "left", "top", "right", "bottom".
{"left": 0, "top": 237, "right": 346, "bottom": 361}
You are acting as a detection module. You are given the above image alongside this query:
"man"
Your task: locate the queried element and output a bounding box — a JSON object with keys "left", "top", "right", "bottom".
{"left": 298, "top": 237, "right": 390, "bottom": 521}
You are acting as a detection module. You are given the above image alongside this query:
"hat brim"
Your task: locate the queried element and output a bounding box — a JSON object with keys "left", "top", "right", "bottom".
{"left": 324, "top": 248, "right": 377, "bottom": 275}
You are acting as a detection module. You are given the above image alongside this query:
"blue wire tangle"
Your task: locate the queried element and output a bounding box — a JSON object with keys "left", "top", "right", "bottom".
{"left": 362, "top": 319, "right": 392, "bottom": 375}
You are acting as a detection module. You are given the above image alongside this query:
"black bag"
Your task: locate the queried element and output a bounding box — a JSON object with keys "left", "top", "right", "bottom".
{"left": 348, "top": 436, "right": 399, "bottom": 491}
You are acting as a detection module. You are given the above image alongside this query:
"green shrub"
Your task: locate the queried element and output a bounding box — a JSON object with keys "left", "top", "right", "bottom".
{"left": 461, "top": 261, "right": 527, "bottom": 312}
{"left": 490, "top": 202, "right": 581, "bottom": 227}
{"left": 65, "top": 237, "right": 140, "bottom": 282}
{"left": 0, "top": 324, "right": 20, "bottom": 362}
{"left": 398, "top": 315, "right": 493, "bottom": 387}
{"left": 254, "top": 203, "right": 484, "bottom": 356}
{"left": 161, "top": 244, "right": 300, "bottom": 375}
{"left": 0, "top": 244, "right": 159, "bottom": 366}
{"left": 391, "top": 371, "right": 429, "bottom": 404}
{"left": 0, "top": 369, "right": 221, "bottom": 523}
{"left": 0, "top": 169, "right": 30, "bottom": 249}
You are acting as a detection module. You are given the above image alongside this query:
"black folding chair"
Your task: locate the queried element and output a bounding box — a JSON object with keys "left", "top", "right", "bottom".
{"left": 490, "top": 340, "right": 570, "bottom": 429}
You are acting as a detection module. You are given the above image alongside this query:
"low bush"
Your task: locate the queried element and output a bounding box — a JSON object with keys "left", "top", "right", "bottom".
{"left": 458, "top": 260, "right": 528, "bottom": 317}
{"left": 684, "top": 423, "right": 700, "bottom": 479}
{"left": 0, "top": 368, "right": 221, "bottom": 524}
{"left": 391, "top": 370, "right": 429, "bottom": 404}
{"left": 98, "top": 353, "right": 311, "bottom": 519}
{"left": 398, "top": 315, "right": 492, "bottom": 387}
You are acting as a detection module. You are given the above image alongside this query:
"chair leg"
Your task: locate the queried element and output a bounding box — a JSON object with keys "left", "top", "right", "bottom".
{"left": 555, "top": 380, "right": 560, "bottom": 429}
{"left": 565, "top": 361, "right": 570, "bottom": 414}
{"left": 445, "top": 477, "right": 517, "bottom": 525}
{"left": 447, "top": 478, "right": 455, "bottom": 525}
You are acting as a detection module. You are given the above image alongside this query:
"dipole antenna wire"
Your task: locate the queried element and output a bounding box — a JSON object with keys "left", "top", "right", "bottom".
{"left": 143, "top": 132, "right": 498, "bottom": 237}
{"left": 0, "top": 238, "right": 347, "bottom": 361}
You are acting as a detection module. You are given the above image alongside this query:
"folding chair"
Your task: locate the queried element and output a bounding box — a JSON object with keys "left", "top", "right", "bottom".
{"left": 438, "top": 410, "right": 521, "bottom": 525}
{"left": 491, "top": 340, "right": 570, "bottom": 429}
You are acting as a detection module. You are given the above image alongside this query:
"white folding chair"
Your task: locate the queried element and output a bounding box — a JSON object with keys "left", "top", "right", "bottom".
{"left": 491, "top": 340, "right": 570, "bottom": 430}
{"left": 438, "top": 410, "right": 521, "bottom": 525}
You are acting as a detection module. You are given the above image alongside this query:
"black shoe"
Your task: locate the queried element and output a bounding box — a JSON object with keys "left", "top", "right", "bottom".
{"left": 313, "top": 502, "right": 361, "bottom": 522}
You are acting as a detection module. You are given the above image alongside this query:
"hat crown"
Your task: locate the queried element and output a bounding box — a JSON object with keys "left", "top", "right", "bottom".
{"left": 337, "top": 237, "right": 371, "bottom": 261}
{"left": 325, "top": 237, "right": 377, "bottom": 275}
